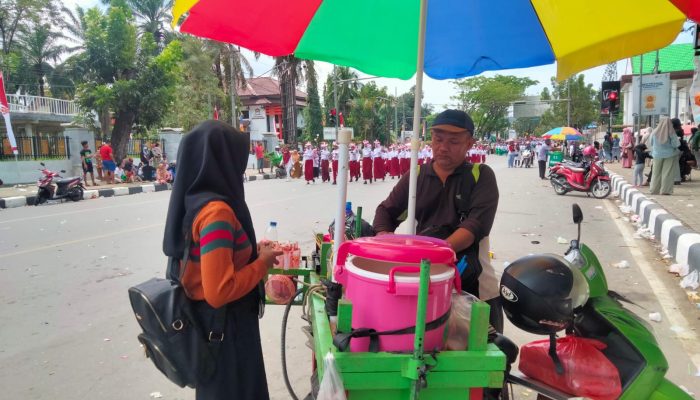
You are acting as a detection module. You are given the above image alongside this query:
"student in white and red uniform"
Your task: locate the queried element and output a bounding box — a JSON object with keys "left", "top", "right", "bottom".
{"left": 381, "top": 146, "right": 391, "bottom": 181}
{"left": 303, "top": 142, "right": 315, "bottom": 184}
{"left": 400, "top": 145, "right": 411, "bottom": 175}
{"left": 320, "top": 142, "right": 331, "bottom": 183}
{"left": 331, "top": 142, "right": 339, "bottom": 185}
{"left": 361, "top": 140, "right": 373, "bottom": 184}
{"left": 372, "top": 140, "right": 385, "bottom": 182}
{"left": 425, "top": 145, "right": 433, "bottom": 164}
{"left": 348, "top": 143, "right": 360, "bottom": 182}
{"left": 388, "top": 145, "right": 400, "bottom": 179}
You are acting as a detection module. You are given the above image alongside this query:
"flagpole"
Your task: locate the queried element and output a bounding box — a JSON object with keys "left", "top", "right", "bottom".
{"left": 406, "top": 0, "right": 428, "bottom": 234}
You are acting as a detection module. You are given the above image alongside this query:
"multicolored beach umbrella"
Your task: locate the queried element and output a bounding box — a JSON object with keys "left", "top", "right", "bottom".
{"left": 542, "top": 127, "right": 584, "bottom": 141}
{"left": 173, "top": 0, "right": 688, "bottom": 81}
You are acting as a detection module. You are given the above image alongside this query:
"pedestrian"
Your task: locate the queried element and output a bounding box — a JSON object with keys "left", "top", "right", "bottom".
{"left": 320, "top": 142, "right": 331, "bottom": 183}
{"left": 690, "top": 127, "right": 700, "bottom": 170}
{"left": 151, "top": 142, "right": 163, "bottom": 165}
{"left": 282, "top": 145, "right": 292, "bottom": 181}
{"left": 650, "top": 117, "right": 680, "bottom": 195}
{"left": 255, "top": 142, "right": 265, "bottom": 174}
{"left": 612, "top": 134, "right": 621, "bottom": 162}
{"left": 373, "top": 109, "right": 502, "bottom": 331}
{"left": 400, "top": 145, "right": 411, "bottom": 175}
{"left": 290, "top": 150, "right": 302, "bottom": 179}
{"left": 621, "top": 128, "right": 634, "bottom": 168}
{"left": 122, "top": 157, "right": 137, "bottom": 183}
{"left": 603, "top": 133, "right": 613, "bottom": 162}
{"left": 141, "top": 145, "right": 153, "bottom": 167}
{"left": 633, "top": 143, "right": 652, "bottom": 187}
{"left": 156, "top": 162, "right": 171, "bottom": 184}
{"left": 537, "top": 139, "right": 551, "bottom": 179}
{"left": 331, "top": 142, "right": 339, "bottom": 185}
{"left": 361, "top": 140, "right": 373, "bottom": 184}
{"left": 348, "top": 143, "right": 360, "bottom": 181}
{"left": 388, "top": 145, "right": 400, "bottom": 179}
{"left": 671, "top": 118, "right": 684, "bottom": 185}
{"left": 507, "top": 140, "right": 517, "bottom": 168}
{"left": 163, "top": 120, "right": 281, "bottom": 400}
{"left": 302, "top": 142, "right": 315, "bottom": 184}
{"left": 99, "top": 140, "right": 116, "bottom": 184}
{"left": 80, "top": 140, "right": 97, "bottom": 186}
{"left": 372, "top": 141, "right": 385, "bottom": 182}
{"left": 270, "top": 146, "right": 282, "bottom": 174}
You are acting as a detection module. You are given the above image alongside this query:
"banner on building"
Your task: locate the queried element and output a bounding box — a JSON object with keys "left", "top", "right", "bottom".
{"left": 0, "top": 72, "right": 17, "bottom": 155}
{"left": 691, "top": 56, "right": 700, "bottom": 124}
{"left": 631, "top": 73, "right": 671, "bottom": 117}
{"left": 323, "top": 127, "right": 353, "bottom": 140}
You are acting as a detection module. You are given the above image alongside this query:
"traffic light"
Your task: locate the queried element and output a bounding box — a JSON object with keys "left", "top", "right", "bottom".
{"left": 608, "top": 90, "right": 619, "bottom": 113}
{"left": 328, "top": 108, "right": 336, "bottom": 126}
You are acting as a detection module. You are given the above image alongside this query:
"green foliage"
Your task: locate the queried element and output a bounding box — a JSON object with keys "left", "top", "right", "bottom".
{"left": 76, "top": 3, "right": 181, "bottom": 159}
{"left": 302, "top": 60, "right": 323, "bottom": 143}
{"left": 162, "top": 36, "right": 225, "bottom": 131}
{"left": 396, "top": 86, "right": 433, "bottom": 132}
{"left": 323, "top": 66, "right": 360, "bottom": 120}
{"left": 537, "top": 74, "right": 598, "bottom": 134}
{"left": 346, "top": 82, "right": 393, "bottom": 143}
{"left": 452, "top": 75, "right": 537, "bottom": 138}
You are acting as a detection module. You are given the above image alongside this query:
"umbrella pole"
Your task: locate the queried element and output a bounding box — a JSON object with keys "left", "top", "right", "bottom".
{"left": 332, "top": 128, "right": 351, "bottom": 273}
{"left": 406, "top": 0, "right": 429, "bottom": 234}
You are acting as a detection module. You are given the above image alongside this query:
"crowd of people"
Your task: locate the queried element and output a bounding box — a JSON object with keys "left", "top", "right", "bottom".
{"left": 257, "top": 140, "right": 492, "bottom": 185}
{"left": 80, "top": 140, "right": 176, "bottom": 186}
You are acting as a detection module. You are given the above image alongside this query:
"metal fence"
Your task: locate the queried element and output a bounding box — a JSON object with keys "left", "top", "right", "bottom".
{"left": 95, "top": 138, "right": 166, "bottom": 160}
{"left": 1, "top": 136, "right": 71, "bottom": 160}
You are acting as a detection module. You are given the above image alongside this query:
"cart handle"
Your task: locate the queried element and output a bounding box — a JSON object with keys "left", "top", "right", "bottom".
{"left": 387, "top": 266, "right": 431, "bottom": 294}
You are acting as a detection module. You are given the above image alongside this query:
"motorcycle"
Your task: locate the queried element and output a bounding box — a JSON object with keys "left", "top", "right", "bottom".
{"left": 520, "top": 150, "right": 533, "bottom": 168}
{"left": 35, "top": 162, "right": 85, "bottom": 205}
{"left": 549, "top": 160, "right": 611, "bottom": 198}
{"left": 501, "top": 204, "right": 692, "bottom": 400}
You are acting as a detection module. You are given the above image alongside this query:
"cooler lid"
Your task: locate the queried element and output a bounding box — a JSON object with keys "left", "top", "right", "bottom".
{"left": 336, "top": 234, "right": 456, "bottom": 266}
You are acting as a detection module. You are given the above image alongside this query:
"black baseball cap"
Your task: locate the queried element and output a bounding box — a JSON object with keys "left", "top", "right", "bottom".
{"left": 431, "top": 109, "right": 475, "bottom": 135}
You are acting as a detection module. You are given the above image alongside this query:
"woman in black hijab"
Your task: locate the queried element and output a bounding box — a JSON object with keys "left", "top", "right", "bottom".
{"left": 164, "top": 120, "right": 280, "bottom": 400}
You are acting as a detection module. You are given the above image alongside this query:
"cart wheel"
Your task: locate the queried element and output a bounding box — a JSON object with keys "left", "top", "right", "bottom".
{"left": 303, "top": 371, "right": 319, "bottom": 400}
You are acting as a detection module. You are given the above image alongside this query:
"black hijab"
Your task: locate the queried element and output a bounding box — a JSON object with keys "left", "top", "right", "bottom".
{"left": 163, "top": 120, "right": 256, "bottom": 261}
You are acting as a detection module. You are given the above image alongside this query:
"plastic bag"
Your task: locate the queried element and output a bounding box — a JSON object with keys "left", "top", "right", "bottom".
{"left": 445, "top": 291, "right": 478, "bottom": 350}
{"left": 519, "top": 336, "right": 622, "bottom": 400}
{"left": 681, "top": 270, "right": 699, "bottom": 290}
{"left": 317, "top": 353, "right": 347, "bottom": 400}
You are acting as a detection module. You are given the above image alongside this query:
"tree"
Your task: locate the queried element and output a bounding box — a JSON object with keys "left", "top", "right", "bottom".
{"left": 452, "top": 75, "right": 537, "bottom": 138}
{"left": 162, "top": 36, "right": 224, "bottom": 131}
{"left": 323, "top": 66, "right": 360, "bottom": 122}
{"left": 0, "top": 0, "right": 53, "bottom": 55}
{"left": 301, "top": 60, "right": 323, "bottom": 143}
{"left": 76, "top": 3, "right": 182, "bottom": 160}
{"left": 125, "top": 0, "right": 173, "bottom": 47}
{"left": 17, "top": 23, "right": 68, "bottom": 96}
{"left": 346, "top": 82, "right": 391, "bottom": 142}
{"left": 537, "top": 74, "right": 598, "bottom": 134}
{"left": 273, "top": 55, "right": 304, "bottom": 143}
{"left": 396, "top": 86, "right": 432, "bottom": 132}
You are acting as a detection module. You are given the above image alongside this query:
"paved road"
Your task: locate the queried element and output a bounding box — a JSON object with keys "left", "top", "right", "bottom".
{"left": 1, "top": 159, "right": 699, "bottom": 399}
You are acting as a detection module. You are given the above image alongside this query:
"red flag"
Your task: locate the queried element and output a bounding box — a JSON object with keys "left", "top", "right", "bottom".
{"left": 0, "top": 72, "right": 17, "bottom": 155}
{"left": 213, "top": 105, "right": 219, "bottom": 120}
{"left": 339, "top": 112, "right": 345, "bottom": 127}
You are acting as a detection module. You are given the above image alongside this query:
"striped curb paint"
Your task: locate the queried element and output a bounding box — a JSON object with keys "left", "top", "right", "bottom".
{"left": 609, "top": 172, "right": 700, "bottom": 276}
{"left": 0, "top": 183, "right": 173, "bottom": 209}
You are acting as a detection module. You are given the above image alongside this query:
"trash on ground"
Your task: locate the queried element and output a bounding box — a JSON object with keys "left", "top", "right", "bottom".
{"left": 669, "top": 264, "right": 689, "bottom": 277}
{"left": 103, "top": 338, "right": 111, "bottom": 342}
{"left": 648, "top": 312, "right": 662, "bottom": 322}
{"left": 688, "top": 204, "right": 695, "bottom": 208}
{"left": 99, "top": 256, "right": 107, "bottom": 260}
{"left": 150, "top": 392, "right": 163, "bottom": 399}
{"left": 688, "top": 291, "right": 700, "bottom": 303}
{"left": 557, "top": 236, "right": 568, "bottom": 244}
{"left": 680, "top": 271, "right": 699, "bottom": 290}
{"left": 619, "top": 205, "right": 633, "bottom": 214}
{"left": 595, "top": 206, "right": 603, "bottom": 209}
{"left": 631, "top": 214, "right": 640, "bottom": 222}
{"left": 60, "top": 220, "right": 67, "bottom": 224}
{"left": 670, "top": 326, "right": 685, "bottom": 334}
{"left": 612, "top": 260, "right": 630, "bottom": 269}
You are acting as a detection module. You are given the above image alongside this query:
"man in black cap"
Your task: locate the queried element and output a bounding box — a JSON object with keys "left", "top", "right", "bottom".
{"left": 373, "top": 109, "right": 502, "bottom": 331}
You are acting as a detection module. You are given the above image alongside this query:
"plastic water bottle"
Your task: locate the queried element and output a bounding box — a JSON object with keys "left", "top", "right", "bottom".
{"left": 264, "top": 221, "right": 278, "bottom": 243}
{"left": 345, "top": 201, "right": 354, "bottom": 217}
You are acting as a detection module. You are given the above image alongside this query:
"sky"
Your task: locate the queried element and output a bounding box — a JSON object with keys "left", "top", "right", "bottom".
{"left": 66, "top": 0, "right": 695, "bottom": 110}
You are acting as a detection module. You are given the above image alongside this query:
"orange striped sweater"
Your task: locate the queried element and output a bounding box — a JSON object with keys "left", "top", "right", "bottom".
{"left": 181, "top": 201, "right": 266, "bottom": 308}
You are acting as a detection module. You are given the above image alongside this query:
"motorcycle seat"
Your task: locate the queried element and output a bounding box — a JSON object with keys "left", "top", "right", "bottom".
{"left": 568, "top": 167, "right": 586, "bottom": 173}
{"left": 55, "top": 177, "right": 79, "bottom": 185}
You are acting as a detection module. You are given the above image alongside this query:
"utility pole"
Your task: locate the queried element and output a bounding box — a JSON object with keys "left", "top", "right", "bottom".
{"left": 394, "top": 87, "right": 398, "bottom": 138}
{"left": 333, "top": 66, "right": 339, "bottom": 138}
{"left": 229, "top": 45, "right": 237, "bottom": 126}
{"left": 567, "top": 79, "right": 571, "bottom": 127}
{"left": 638, "top": 54, "right": 644, "bottom": 137}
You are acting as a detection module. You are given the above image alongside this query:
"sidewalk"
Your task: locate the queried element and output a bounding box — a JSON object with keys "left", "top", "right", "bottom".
{"left": 606, "top": 161, "right": 700, "bottom": 282}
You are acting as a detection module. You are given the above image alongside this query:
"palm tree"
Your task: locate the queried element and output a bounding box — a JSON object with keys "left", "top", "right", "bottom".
{"left": 323, "top": 66, "right": 361, "bottom": 119}
{"left": 273, "top": 55, "right": 305, "bottom": 143}
{"left": 60, "top": 5, "right": 87, "bottom": 52}
{"left": 18, "top": 24, "right": 68, "bottom": 97}
{"left": 125, "top": 0, "right": 173, "bottom": 47}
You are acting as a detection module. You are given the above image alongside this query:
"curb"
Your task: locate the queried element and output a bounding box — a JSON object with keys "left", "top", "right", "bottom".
{"left": 0, "top": 183, "right": 172, "bottom": 209}
{"left": 610, "top": 173, "right": 700, "bottom": 276}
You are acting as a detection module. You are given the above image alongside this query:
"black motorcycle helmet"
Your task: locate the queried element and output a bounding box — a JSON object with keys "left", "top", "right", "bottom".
{"left": 500, "top": 254, "right": 589, "bottom": 335}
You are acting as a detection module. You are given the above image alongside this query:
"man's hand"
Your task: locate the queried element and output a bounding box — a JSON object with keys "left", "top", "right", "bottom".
{"left": 446, "top": 228, "right": 476, "bottom": 253}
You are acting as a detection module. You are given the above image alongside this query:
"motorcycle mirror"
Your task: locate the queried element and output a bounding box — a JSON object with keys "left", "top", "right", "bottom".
{"left": 40, "top": 162, "right": 45, "bottom": 167}
{"left": 572, "top": 204, "right": 583, "bottom": 224}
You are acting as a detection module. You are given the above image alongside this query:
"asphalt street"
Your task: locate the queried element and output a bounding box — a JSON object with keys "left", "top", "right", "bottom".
{"left": 1, "top": 159, "right": 700, "bottom": 399}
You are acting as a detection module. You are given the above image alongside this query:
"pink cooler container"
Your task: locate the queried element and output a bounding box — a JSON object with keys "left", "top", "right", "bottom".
{"left": 334, "top": 235, "right": 459, "bottom": 353}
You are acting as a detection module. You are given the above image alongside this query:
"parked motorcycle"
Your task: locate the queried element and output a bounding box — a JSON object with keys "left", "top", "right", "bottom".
{"left": 520, "top": 150, "right": 533, "bottom": 168}
{"left": 549, "top": 160, "right": 611, "bottom": 198}
{"left": 35, "top": 162, "right": 84, "bottom": 205}
{"left": 499, "top": 204, "right": 691, "bottom": 400}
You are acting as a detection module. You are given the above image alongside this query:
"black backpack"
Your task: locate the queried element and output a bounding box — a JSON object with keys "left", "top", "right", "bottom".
{"left": 128, "top": 235, "right": 226, "bottom": 388}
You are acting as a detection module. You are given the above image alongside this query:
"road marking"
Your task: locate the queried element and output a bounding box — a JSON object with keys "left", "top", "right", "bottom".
{"left": 0, "top": 223, "right": 163, "bottom": 259}
{"left": 603, "top": 199, "right": 700, "bottom": 370}
{"left": 0, "top": 199, "right": 165, "bottom": 224}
